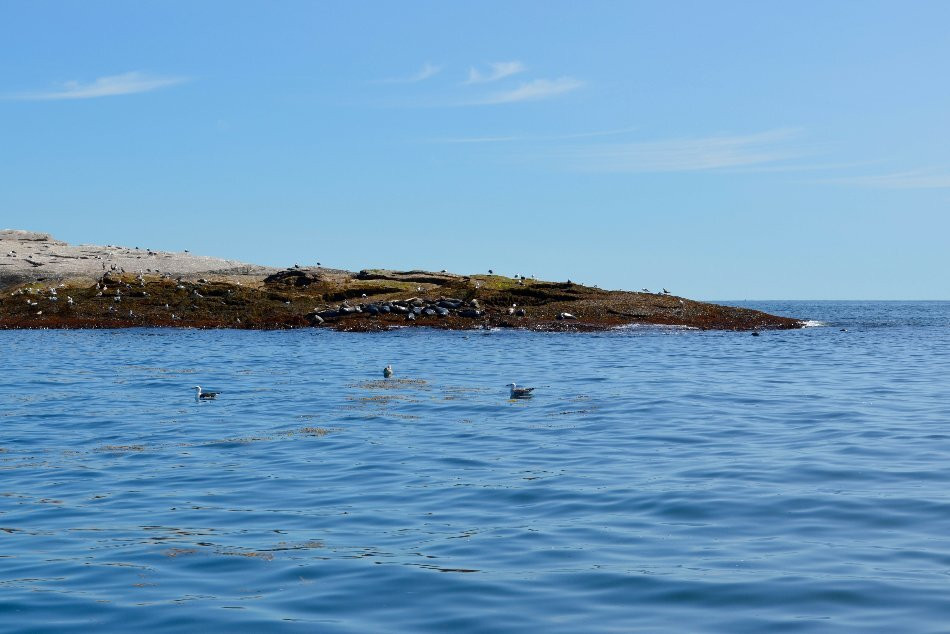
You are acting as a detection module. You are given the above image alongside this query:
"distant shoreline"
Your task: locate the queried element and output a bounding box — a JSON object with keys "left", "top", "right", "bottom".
{"left": 0, "top": 230, "right": 803, "bottom": 332}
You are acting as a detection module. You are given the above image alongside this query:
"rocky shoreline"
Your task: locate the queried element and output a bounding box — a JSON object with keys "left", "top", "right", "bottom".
{"left": 0, "top": 230, "right": 803, "bottom": 331}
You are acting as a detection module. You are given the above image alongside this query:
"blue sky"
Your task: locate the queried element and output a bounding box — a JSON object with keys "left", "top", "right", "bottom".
{"left": 2, "top": 1, "right": 948, "bottom": 299}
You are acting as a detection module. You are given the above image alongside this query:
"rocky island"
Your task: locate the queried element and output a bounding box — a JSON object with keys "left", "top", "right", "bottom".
{"left": 0, "top": 229, "right": 803, "bottom": 331}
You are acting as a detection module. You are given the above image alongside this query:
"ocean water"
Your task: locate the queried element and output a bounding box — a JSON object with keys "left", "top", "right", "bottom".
{"left": 2, "top": 301, "right": 949, "bottom": 632}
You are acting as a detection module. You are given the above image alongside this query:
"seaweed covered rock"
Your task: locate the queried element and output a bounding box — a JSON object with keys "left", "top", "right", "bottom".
{"left": 0, "top": 232, "right": 804, "bottom": 331}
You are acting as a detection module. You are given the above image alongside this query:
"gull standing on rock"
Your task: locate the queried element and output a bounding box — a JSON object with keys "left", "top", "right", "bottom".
{"left": 508, "top": 383, "right": 535, "bottom": 399}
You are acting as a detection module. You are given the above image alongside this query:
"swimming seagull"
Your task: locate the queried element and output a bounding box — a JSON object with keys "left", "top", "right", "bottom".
{"left": 383, "top": 365, "right": 393, "bottom": 378}
{"left": 508, "top": 383, "right": 535, "bottom": 399}
{"left": 194, "top": 386, "right": 219, "bottom": 400}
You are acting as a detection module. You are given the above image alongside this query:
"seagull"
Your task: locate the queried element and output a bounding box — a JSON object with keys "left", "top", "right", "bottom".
{"left": 383, "top": 365, "right": 393, "bottom": 378}
{"left": 508, "top": 383, "right": 535, "bottom": 399}
{"left": 662, "top": 288, "right": 670, "bottom": 294}
{"left": 194, "top": 386, "right": 219, "bottom": 400}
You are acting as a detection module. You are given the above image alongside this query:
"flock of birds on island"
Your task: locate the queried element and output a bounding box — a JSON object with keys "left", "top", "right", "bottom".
{"left": 193, "top": 365, "right": 535, "bottom": 401}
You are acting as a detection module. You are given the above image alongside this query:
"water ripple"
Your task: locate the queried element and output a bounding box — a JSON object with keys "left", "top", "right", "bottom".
{"left": 2, "top": 302, "right": 950, "bottom": 632}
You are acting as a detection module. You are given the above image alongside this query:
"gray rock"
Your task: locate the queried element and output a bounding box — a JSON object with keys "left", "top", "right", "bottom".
{"left": 0, "top": 230, "right": 57, "bottom": 242}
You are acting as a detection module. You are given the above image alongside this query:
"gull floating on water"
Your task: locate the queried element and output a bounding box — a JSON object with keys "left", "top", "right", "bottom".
{"left": 508, "top": 383, "right": 535, "bottom": 399}
{"left": 383, "top": 365, "right": 393, "bottom": 378}
{"left": 194, "top": 385, "right": 219, "bottom": 400}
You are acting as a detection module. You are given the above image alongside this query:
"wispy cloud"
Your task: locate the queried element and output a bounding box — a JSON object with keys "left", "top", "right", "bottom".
{"left": 723, "top": 159, "right": 880, "bottom": 174}
{"left": 463, "top": 61, "right": 526, "bottom": 85}
{"left": 432, "top": 126, "right": 638, "bottom": 144}
{"left": 9, "top": 71, "right": 189, "bottom": 100}
{"left": 560, "top": 129, "right": 801, "bottom": 172}
{"left": 374, "top": 61, "right": 582, "bottom": 107}
{"left": 472, "top": 77, "right": 584, "bottom": 105}
{"left": 380, "top": 62, "right": 444, "bottom": 84}
{"left": 823, "top": 168, "right": 950, "bottom": 189}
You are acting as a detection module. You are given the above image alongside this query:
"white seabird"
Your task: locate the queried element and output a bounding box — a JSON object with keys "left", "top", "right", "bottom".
{"left": 194, "top": 386, "right": 219, "bottom": 400}
{"left": 508, "top": 383, "right": 535, "bottom": 399}
{"left": 383, "top": 365, "right": 393, "bottom": 378}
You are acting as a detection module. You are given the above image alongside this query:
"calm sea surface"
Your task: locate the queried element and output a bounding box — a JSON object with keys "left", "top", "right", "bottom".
{"left": 2, "top": 301, "right": 949, "bottom": 632}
